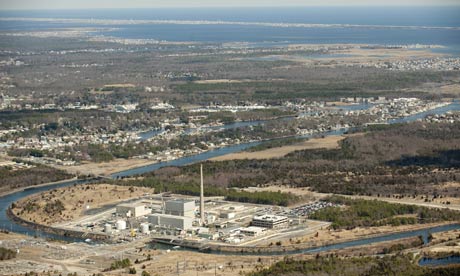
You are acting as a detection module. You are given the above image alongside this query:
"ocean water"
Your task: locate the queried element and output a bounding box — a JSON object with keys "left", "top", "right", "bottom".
{"left": 1, "top": 7, "right": 460, "bottom": 52}
{"left": 2, "top": 7, "right": 460, "bottom": 26}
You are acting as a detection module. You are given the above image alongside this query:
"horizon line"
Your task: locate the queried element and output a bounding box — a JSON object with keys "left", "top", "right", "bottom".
{"left": 2, "top": 5, "right": 460, "bottom": 11}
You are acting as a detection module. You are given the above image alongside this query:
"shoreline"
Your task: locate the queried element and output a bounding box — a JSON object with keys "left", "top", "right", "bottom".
{"left": 5, "top": 207, "right": 111, "bottom": 242}
{"left": 2, "top": 17, "right": 459, "bottom": 31}
{"left": 151, "top": 221, "right": 458, "bottom": 256}
{"left": 0, "top": 176, "right": 80, "bottom": 197}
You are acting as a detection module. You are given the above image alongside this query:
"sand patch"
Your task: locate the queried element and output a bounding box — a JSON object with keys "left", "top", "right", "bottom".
{"left": 211, "top": 135, "right": 344, "bottom": 161}
{"left": 52, "top": 158, "right": 159, "bottom": 176}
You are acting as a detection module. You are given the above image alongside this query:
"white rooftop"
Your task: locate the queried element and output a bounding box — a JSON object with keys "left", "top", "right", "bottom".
{"left": 240, "top": 226, "right": 265, "bottom": 232}
{"left": 253, "top": 215, "right": 288, "bottom": 222}
{"left": 117, "top": 202, "right": 145, "bottom": 208}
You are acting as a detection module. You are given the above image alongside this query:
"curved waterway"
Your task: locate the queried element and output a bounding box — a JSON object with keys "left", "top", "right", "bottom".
{"left": 113, "top": 128, "right": 348, "bottom": 178}
{"left": 419, "top": 255, "right": 460, "bottom": 267}
{"left": 153, "top": 223, "right": 460, "bottom": 256}
{"left": 138, "top": 118, "right": 283, "bottom": 141}
{"left": 0, "top": 178, "right": 92, "bottom": 242}
{"left": 1, "top": 101, "right": 459, "bottom": 245}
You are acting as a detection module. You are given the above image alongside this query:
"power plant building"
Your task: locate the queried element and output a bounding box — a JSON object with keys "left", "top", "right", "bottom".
{"left": 165, "top": 199, "right": 195, "bottom": 217}
{"left": 116, "top": 203, "right": 151, "bottom": 218}
{"left": 219, "top": 210, "right": 236, "bottom": 219}
{"left": 148, "top": 214, "right": 193, "bottom": 230}
{"left": 251, "top": 215, "right": 289, "bottom": 229}
{"left": 239, "top": 226, "right": 266, "bottom": 237}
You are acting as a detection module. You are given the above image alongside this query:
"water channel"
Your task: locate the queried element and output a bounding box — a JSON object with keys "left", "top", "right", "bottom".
{"left": 418, "top": 255, "right": 460, "bottom": 267}
{"left": 1, "top": 101, "right": 459, "bottom": 253}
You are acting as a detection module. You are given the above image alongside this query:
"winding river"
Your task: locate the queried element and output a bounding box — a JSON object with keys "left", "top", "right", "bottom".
{"left": 419, "top": 255, "right": 460, "bottom": 267}
{"left": 1, "top": 101, "right": 460, "bottom": 250}
{"left": 153, "top": 223, "right": 460, "bottom": 256}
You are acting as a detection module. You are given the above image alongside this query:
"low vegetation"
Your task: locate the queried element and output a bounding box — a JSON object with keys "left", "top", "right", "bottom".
{"left": 0, "top": 247, "right": 17, "bottom": 260}
{"left": 105, "top": 258, "right": 131, "bottom": 271}
{"left": 43, "top": 199, "right": 66, "bottom": 215}
{"left": 0, "top": 164, "right": 73, "bottom": 194}
{"left": 246, "top": 255, "right": 460, "bottom": 276}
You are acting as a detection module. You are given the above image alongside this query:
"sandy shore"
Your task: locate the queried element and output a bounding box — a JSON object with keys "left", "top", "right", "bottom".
{"left": 211, "top": 135, "right": 344, "bottom": 161}
{"left": 52, "top": 158, "right": 160, "bottom": 176}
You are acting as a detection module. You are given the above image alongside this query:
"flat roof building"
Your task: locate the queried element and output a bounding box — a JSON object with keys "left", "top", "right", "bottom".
{"left": 239, "top": 226, "right": 266, "bottom": 237}
{"left": 251, "top": 215, "right": 288, "bottom": 229}
{"left": 116, "top": 203, "right": 151, "bottom": 218}
{"left": 148, "top": 214, "right": 193, "bottom": 230}
{"left": 219, "top": 210, "right": 236, "bottom": 219}
{"left": 165, "top": 199, "right": 195, "bottom": 218}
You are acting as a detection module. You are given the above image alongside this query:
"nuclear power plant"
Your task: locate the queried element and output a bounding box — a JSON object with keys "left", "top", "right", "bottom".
{"left": 55, "top": 163, "right": 313, "bottom": 247}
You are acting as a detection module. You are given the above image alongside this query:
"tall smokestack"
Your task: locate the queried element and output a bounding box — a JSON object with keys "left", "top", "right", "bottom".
{"left": 200, "top": 163, "right": 205, "bottom": 225}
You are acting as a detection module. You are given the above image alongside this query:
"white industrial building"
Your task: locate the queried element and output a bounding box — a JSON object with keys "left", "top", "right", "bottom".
{"left": 148, "top": 214, "right": 193, "bottom": 230}
{"left": 219, "top": 210, "right": 236, "bottom": 219}
{"left": 116, "top": 203, "right": 151, "bottom": 218}
{"left": 251, "top": 215, "right": 289, "bottom": 229}
{"left": 116, "top": 220, "right": 127, "bottom": 230}
{"left": 165, "top": 199, "right": 195, "bottom": 217}
{"left": 239, "top": 226, "right": 266, "bottom": 237}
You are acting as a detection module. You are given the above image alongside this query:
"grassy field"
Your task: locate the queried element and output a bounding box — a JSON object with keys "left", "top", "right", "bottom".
{"left": 211, "top": 135, "right": 344, "bottom": 161}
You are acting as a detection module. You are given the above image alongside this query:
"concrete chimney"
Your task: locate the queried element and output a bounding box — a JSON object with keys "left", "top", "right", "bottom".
{"left": 200, "top": 163, "right": 205, "bottom": 225}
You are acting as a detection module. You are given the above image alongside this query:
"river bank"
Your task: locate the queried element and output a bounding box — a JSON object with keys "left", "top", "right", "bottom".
{"left": 51, "top": 158, "right": 163, "bottom": 177}
{"left": 6, "top": 207, "right": 111, "bottom": 242}
{"left": 0, "top": 177, "right": 79, "bottom": 197}
{"left": 1, "top": 100, "right": 460, "bottom": 243}
{"left": 151, "top": 222, "right": 460, "bottom": 256}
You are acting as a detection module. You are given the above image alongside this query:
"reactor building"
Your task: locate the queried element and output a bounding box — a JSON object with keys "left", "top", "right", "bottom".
{"left": 148, "top": 198, "right": 196, "bottom": 230}
{"left": 164, "top": 199, "right": 195, "bottom": 217}
{"left": 147, "top": 164, "right": 206, "bottom": 230}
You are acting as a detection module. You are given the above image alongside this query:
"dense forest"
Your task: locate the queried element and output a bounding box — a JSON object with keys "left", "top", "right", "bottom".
{"left": 139, "top": 122, "right": 460, "bottom": 198}
{"left": 172, "top": 70, "right": 446, "bottom": 102}
{"left": 309, "top": 196, "right": 460, "bottom": 229}
{"left": 0, "top": 164, "right": 73, "bottom": 194}
{"left": 246, "top": 137, "right": 308, "bottom": 152}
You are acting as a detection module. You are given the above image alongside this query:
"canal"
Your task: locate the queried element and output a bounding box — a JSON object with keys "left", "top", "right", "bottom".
{"left": 1, "top": 101, "right": 459, "bottom": 247}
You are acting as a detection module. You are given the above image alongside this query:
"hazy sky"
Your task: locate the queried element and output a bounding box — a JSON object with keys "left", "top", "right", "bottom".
{"left": 1, "top": 0, "right": 459, "bottom": 10}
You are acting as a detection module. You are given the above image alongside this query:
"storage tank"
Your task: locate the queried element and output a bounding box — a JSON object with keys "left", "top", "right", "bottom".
{"left": 104, "top": 224, "right": 112, "bottom": 233}
{"left": 140, "top": 223, "right": 150, "bottom": 234}
{"left": 116, "top": 220, "right": 127, "bottom": 230}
